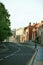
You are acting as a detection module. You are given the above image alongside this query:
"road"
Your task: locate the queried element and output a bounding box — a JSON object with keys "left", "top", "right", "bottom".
{"left": 23, "top": 41, "right": 43, "bottom": 65}
{"left": 0, "top": 43, "right": 35, "bottom": 65}
{"left": 33, "top": 45, "right": 43, "bottom": 65}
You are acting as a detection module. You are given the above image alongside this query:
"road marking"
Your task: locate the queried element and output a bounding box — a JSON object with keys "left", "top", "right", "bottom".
{"left": 4, "top": 55, "right": 10, "bottom": 58}
{"left": 0, "top": 48, "right": 20, "bottom": 61}
{"left": 0, "top": 58, "right": 4, "bottom": 61}
{"left": 0, "top": 45, "right": 30, "bottom": 61}
{"left": 10, "top": 53, "right": 14, "bottom": 56}
{"left": 4, "top": 48, "right": 20, "bottom": 58}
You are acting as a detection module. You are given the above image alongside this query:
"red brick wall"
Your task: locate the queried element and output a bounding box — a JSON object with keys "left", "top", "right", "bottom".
{"left": 27, "top": 26, "right": 32, "bottom": 41}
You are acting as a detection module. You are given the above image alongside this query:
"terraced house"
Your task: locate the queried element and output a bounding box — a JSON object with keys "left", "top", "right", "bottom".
{"left": 8, "top": 21, "right": 43, "bottom": 44}
{"left": 32, "top": 21, "right": 43, "bottom": 45}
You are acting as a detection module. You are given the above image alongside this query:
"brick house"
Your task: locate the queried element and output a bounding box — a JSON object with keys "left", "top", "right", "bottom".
{"left": 32, "top": 21, "right": 43, "bottom": 42}
{"left": 27, "top": 22, "right": 37, "bottom": 41}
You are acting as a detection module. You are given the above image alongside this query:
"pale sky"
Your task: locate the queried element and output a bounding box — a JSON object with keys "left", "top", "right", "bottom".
{"left": 0, "top": 0, "right": 43, "bottom": 29}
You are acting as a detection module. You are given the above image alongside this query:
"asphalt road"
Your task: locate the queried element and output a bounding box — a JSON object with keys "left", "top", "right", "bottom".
{"left": 0, "top": 43, "right": 35, "bottom": 65}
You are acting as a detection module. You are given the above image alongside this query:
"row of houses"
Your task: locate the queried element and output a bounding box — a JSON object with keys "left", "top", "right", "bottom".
{"left": 8, "top": 21, "right": 43, "bottom": 44}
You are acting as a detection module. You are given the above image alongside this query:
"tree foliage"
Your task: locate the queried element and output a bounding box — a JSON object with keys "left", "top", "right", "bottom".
{"left": 0, "top": 3, "right": 12, "bottom": 42}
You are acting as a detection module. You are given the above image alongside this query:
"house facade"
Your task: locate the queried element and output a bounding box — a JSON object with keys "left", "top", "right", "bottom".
{"left": 27, "top": 22, "right": 33, "bottom": 41}
{"left": 16, "top": 27, "right": 28, "bottom": 43}
{"left": 16, "top": 28, "right": 24, "bottom": 42}
{"left": 16, "top": 27, "right": 25, "bottom": 43}
{"left": 32, "top": 21, "right": 43, "bottom": 45}
{"left": 32, "top": 23, "right": 37, "bottom": 41}
{"left": 38, "top": 21, "right": 43, "bottom": 44}
{"left": 7, "top": 21, "right": 43, "bottom": 44}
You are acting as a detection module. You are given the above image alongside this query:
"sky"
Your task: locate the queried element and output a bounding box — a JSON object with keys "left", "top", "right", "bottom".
{"left": 0, "top": 0, "right": 43, "bottom": 30}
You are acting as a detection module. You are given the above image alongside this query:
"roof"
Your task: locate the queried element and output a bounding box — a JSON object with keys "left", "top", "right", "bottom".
{"left": 24, "top": 26, "right": 28, "bottom": 30}
{"left": 32, "top": 21, "right": 43, "bottom": 32}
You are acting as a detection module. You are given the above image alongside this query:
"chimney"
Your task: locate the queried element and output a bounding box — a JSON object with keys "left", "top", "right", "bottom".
{"left": 41, "top": 21, "right": 43, "bottom": 23}
{"left": 33, "top": 23, "right": 35, "bottom": 25}
{"left": 29, "top": 22, "right": 31, "bottom": 26}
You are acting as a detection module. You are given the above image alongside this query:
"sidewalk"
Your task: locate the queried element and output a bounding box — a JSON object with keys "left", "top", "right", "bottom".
{"left": 34, "top": 61, "right": 43, "bottom": 65}
{"left": 33, "top": 46, "right": 43, "bottom": 65}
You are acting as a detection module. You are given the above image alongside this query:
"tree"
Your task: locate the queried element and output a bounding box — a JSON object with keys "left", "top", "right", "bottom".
{"left": 0, "top": 3, "right": 12, "bottom": 42}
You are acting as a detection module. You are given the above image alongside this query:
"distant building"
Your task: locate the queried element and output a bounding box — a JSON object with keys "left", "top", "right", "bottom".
{"left": 16, "top": 28, "right": 24, "bottom": 35}
{"left": 24, "top": 26, "right": 28, "bottom": 42}
{"left": 7, "top": 21, "right": 43, "bottom": 44}
{"left": 6, "top": 29, "right": 17, "bottom": 43}
{"left": 16, "top": 27, "right": 28, "bottom": 43}
{"left": 8, "top": 36, "right": 15, "bottom": 42}
{"left": 16, "top": 27, "right": 24, "bottom": 42}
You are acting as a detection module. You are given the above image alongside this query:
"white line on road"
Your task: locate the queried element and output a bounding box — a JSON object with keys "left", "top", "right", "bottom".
{"left": 0, "top": 58, "right": 4, "bottom": 61}
{"left": 10, "top": 48, "right": 20, "bottom": 56}
{"left": 10, "top": 53, "right": 14, "bottom": 56}
{"left": 0, "top": 48, "right": 20, "bottom": 61}
{"left": 4, "top": 55, "right": 10, "bottom": 58}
